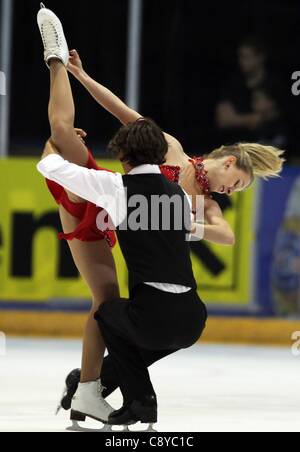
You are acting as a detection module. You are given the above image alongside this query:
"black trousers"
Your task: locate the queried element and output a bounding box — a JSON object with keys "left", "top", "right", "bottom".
{"left": 95, "top": 284, "right": 207, "bottom": 405}
{"left": 100, "top": 348, "right": 177, "bottom": 400}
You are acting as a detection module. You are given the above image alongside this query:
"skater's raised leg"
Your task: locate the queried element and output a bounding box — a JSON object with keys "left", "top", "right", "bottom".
{"left": 37, "top": 4, "right": 118, "bottom": 423}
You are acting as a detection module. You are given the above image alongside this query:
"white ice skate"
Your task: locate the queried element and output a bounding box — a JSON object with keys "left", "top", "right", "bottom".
{"left": 69, "top": 379, "right": 115, "bottom": 431}
{"left": 37, "top": 3, "right": 69, "bottom": 68}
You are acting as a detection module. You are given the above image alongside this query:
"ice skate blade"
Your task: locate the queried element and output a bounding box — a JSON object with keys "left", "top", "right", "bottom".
{"left": 67, "top": 420, "right": 157, "bottom": 433}
{"left": 55, "top": 384, "right": 67, "bottom": 415}
{"left": 66, "top": 421, "right": 112, "bottom": 433}
{"left": 110, "top": 423, "right": 157, "bottom": 433}
{"left": 146, "top": 424, "right": 157, "bottom": 433}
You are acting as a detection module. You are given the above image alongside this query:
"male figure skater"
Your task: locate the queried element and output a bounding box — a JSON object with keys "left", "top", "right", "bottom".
{"left": 37, "top": 119, "right": 207, "bottom": 430}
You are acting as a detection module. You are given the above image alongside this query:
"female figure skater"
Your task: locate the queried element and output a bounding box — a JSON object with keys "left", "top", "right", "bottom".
{"left": 37, "top": 4, "right": 285, "bottom": 424}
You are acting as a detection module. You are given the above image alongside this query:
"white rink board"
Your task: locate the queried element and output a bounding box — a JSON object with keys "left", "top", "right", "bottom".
{"left": 0, "top": 339, "right": 299, "bottom": 433}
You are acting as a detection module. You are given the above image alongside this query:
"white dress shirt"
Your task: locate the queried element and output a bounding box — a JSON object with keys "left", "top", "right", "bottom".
{"left": 37, "top": 154, "right": 194, "bottom": 294}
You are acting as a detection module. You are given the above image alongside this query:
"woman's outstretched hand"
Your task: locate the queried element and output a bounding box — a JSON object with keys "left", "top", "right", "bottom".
{"left": 75, "top": 128, "right": 87, "bottom": 144}
{"left": 67, "top": 49, "right": 84, "bottom": 77}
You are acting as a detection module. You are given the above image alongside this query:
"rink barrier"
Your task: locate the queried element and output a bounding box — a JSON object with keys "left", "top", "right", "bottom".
{"left": 0, "top": 311, "right": 298, "bottom": 345}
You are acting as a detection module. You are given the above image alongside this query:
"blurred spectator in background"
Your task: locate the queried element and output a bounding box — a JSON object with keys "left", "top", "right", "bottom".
{"left": 216, "top": 36, "right": 288, "bottom": 147}
{"left": 251, "top": 83, "right": 288, "bottom": 149}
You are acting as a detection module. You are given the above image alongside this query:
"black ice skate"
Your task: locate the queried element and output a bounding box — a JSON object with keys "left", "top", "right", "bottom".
{"left": 56, "top": 368, "right": 80, "bottom": 414}
{"left": 108, "top": 395, "right": 158, "bottom": 432}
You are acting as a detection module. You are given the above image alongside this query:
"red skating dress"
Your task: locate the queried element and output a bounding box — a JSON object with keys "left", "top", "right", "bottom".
{"left": 45, "top": 151, "right": 181, "bottom": 248}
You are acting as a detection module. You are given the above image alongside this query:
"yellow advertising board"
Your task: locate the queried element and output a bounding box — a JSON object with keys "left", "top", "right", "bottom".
{"left": 0, "top": 159, "right": 255, "bottom": 306}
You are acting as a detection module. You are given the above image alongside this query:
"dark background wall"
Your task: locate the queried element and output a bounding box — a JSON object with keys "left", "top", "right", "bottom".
{"left": 7, "top": 0, "right": 300, "bottom": 159}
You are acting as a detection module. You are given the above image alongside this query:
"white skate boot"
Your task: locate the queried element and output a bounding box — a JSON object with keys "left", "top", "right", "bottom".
{"left": 37, "top": 3, "right": 69, "bottom": 68}
{"left": 70, "top": 379, "right": 115, "bottom": 429}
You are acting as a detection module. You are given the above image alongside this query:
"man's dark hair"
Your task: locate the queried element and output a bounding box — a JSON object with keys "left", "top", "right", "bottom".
{"left": 108, "top": 118, "right": 168, "bottom": 167}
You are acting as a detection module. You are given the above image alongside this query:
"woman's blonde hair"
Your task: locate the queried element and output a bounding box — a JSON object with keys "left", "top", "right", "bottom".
{"left": 208, "top": 143, "right": 285, "bottom": 181}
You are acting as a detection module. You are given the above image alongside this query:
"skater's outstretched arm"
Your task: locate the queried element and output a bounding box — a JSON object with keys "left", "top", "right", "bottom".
{"left": 68, "top": 50, "right": 141, "bottom": 126}
{"left": 67, "top": 50, "right": 187, "bottom": 161}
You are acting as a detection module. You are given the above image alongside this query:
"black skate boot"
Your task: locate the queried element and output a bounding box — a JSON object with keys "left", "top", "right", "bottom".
{"left": 56, "top": 369, "right": 81, "bottom": 414}
{"left": 108, "top": 394, "right": 158, "bottom": 432}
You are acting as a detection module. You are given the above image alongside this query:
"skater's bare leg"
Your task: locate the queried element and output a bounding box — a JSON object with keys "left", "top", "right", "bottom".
{"left": 59, "top": 206, "right": 119, "bottom": 383}
{"left": 38, "top": 5, "right": 118, "bottom": 412}
{"left": 46, "top": 61, "right": 120, "bottom": 383}
{"left": 48, "top": 59, "right": 89, "bottom": 168}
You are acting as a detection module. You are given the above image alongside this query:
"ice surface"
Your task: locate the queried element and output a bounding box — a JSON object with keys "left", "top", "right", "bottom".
{"left": 0, "top": 338, "right": 299, "bottom": 432}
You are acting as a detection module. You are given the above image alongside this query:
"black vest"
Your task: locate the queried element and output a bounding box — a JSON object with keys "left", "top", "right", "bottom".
{"left": 116, "top": 173, "right": 197, "bottom": 295}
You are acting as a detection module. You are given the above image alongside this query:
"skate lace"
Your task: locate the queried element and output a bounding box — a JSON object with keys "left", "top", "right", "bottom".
{"left": 97, "top": 381, "right": 112, "bottom": 411}
{"left": 41, "top": 20, "right": 62, "bottom": 51}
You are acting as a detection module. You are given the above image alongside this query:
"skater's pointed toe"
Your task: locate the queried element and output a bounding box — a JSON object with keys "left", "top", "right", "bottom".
{"left": 56, "top": 368, "right": 81, "bottom": 414}
{"left": 37, "top": 6, "right": 57, "bottom": 24}
{"left": 37, "top": 6, "right": 69, "bottom": 68}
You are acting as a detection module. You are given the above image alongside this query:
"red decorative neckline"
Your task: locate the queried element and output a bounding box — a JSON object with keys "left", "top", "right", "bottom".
{"left": 189, "top": 157, "right": 211, "bottom": 196}
{"left": 160, "top": 165, "right": 181, "bottom": 184}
